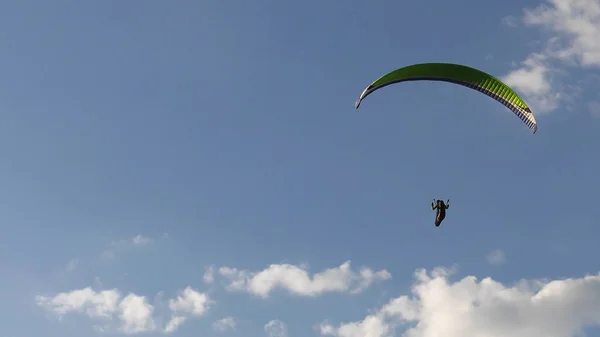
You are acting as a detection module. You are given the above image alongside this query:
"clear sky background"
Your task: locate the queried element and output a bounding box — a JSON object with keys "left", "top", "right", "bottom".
{"left": 1, "top": 0, "right": 600, "bottom": 336}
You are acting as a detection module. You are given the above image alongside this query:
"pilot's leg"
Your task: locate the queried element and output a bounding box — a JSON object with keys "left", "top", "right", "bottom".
{"left": 435, "top": 213, "right": 444, "bottom": 227}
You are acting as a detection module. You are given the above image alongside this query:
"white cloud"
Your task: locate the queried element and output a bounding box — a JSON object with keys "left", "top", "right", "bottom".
{"left": 36, "top": 287, "right": 121, "bottom": 319}
{"left": 66, "top": 257, "right": 79, "bottom": 272}
{"left": 503, "top": 0, "right": 600, "bottom": 113}
{"left": 503, "top": 55, "right": 551, "bottom": 95}
{"left": 118, "top": 294, "right": 156, "bottom": 334}
{"left": 523, "top": 0, "right": 600, "bottom": 66}
{"left": 36, "top": 286, "right": 212, "bottom": 334}
{"left": 265, "top": 319, "right": 288, "bottom": 337}
{"left": 204, "top": 265, "right": 215, "bottom": 284}
{"left": 168, "top": 286, "right": 212, "bottom": 316}
{"left": 164, "top": 287, "right": 213, "bottom": 333}
{"left": 486, "top": 249, "right": 507, "bottom": 265}
{"left": 212, "top": 317, "right": 236, "bottom": 332}
{"left": 36, "top": 287, "right": 153, "bottom": 333}
{"left": 502, "top": 53, "right": 562, "bottom": 113}
{"left": 319, "top": 266, "right": 600, "bottom": 337}
{"left": 218, "top": 261, "right": 391, "bottom": 298}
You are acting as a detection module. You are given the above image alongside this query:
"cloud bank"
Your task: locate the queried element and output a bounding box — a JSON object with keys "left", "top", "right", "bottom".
{"left": 319, "top": 266, "right": 600, "bottom": 337}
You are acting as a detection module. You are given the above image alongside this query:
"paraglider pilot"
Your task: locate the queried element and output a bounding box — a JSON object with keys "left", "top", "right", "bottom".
{"left": 431, "top": 199, "right": 450, "bottom": 227}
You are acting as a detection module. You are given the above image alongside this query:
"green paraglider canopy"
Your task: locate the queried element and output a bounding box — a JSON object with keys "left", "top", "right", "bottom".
{"left": 355, "top": 63, "right": 537, "bottom": 133}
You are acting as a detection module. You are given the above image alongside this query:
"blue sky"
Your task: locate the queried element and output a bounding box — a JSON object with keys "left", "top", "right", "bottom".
{"left": 2, "top": 0, "right": 600, "bottom": 336}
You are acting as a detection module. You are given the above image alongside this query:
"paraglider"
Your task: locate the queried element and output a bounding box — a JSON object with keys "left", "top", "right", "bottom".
{"left": 431, "top": 199, "right": 450, "bottom": 227}
{"left": 355, "top": 63, "right": 537, "bottom": 227}
{"left": 354, "top": 62, "right": 538, "bottom": 133}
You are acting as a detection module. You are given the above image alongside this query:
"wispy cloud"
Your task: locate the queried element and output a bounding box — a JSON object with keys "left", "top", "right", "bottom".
{"left": 65, "top": 257, "right": 79, "bottom": 272}
{"left": 486, "top": 249, "right": 507, "bottom": 265}
{"left": 589, "top": 101, "right": 600, "bottom": 117}
{"left": 265, "top": 320, "right": 287, "bottom": 337}
{"left": 203, "top": 265, "right": 215, "bottom": 284}
{"left": 212, "top": 317, "right": 236, "bottom": 332}
{"left": 100, "top": 234, "right": 154, "bottom": 261}
{"left": 132, "top": 235, "right": 152, "bottom": 246}
{"left": 163, "top": 316, "right": 185, "bottom": 334}
{"left": 99, "top": 250, "right": 117, "bottom": 261}
{"left": 502, "top": 15, "right": 519, "bottom": 27}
